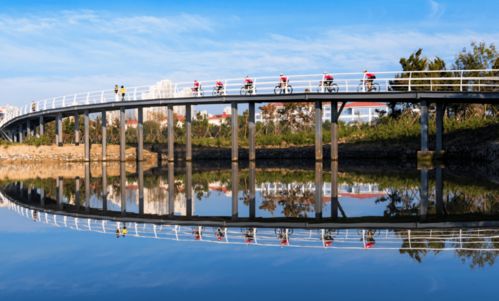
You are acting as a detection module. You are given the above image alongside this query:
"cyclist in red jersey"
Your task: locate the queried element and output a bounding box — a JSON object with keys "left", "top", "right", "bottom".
{"left": 192, "top": 80, "right": 201, "bottom": 93}
{"left": 279, "top": 73, "right": 288, "bottom": 88}
{"left": 363, "top": 70, "right": 376, "bottom": 91}
{"left": 244, "top": 75, "right": 254, "bottom": 90}
{"left": 215, "top": 80, "right": 224, "bottom": 94}
{"left": 323, "top": 72, "right": 334, "bottom": 86}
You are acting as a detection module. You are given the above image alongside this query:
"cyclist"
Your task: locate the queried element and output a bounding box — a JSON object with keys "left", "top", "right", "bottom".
{"left": 323, "top": 72, "right": 334, "bottom": 86}
{"left": 215, "top": 80, "right": 224, "bottom": 95}
{"left": 192, "top": 80, "right": 201, "bottom": 94}
{"left": 279, "top": 73, "right": 289, "bottom": 88}
{"left": 244, "top": 75, "right": 254, "bottom": 91}
{"left": 363, "top": 70, "right": 376, "bottom": 92}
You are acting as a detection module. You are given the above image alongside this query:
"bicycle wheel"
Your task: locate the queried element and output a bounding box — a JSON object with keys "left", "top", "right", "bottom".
{"left": 330, "top": 83, "right": 339, "bottom": 93}
{"left": 274, "top": 86, "right": 281, "bottom": 94}
{"left": 212, "top": 88, "right": 218, "bottom": 96}
{"left": 287, "top": 85, "right": 293, "bottom": 94}
{"left": 372, "top": 83, "right": 380, "bottom": 92}
{"left": 357, "top": 83, "right": 364, "bottom": 92}
{"left": 240, "top": 87, "right": 246, "bottom": 95}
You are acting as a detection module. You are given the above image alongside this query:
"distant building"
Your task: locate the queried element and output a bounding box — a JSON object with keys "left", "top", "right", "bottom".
{"left": 256, "top": 102, "right": 389, "bottom": 125}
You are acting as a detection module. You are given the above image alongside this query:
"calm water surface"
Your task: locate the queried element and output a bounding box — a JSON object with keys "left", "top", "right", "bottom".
{"left": 0, "top": 160, "right": 498, "bottom": 301}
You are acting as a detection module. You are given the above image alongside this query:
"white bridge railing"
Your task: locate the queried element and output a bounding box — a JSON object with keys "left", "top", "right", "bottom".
{"left": 1, "top": 69, "right": 498, "bottom": 129}
{"left": 7, "top": 200, "right": 499, "bottom": 252}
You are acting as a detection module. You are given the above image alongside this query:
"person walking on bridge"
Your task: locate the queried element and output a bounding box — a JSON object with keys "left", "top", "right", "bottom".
{"left": 120, "top": 85, "right": 127, "bottom": 101}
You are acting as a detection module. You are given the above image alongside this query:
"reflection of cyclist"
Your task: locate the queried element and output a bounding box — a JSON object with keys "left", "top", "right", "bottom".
{"left": 277, "top": 229, "right": 289, "bottom": 246}
{"left": 122, "top": 226, "right": 128, "bottom": 237}
{"left": 363, "top": 229, "right": 376, "bottom": 248}
{"left": 323, "top": 229, "right": 335, "bottom": 247}
{"left": 215, "top": 227, "right": 225, "bottom": 241}
{"left": 115, "top": 228, "right": 120, "bottom": 238}
{"left": 363, "top": 70, "right": 376, "bottom": 92}
{"left": 244, "top": 228, "right": 255, "bottom": 243}
{"left": 193, "top": 226, "right": 202, "bottom": 240}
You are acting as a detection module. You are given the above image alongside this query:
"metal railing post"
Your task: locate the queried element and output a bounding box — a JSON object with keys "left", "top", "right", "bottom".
{"left": 460, "top": 70, "right": 464, "bottom": 92}
{"left": 408, "top": 71, "right": 412, "bottom": 92}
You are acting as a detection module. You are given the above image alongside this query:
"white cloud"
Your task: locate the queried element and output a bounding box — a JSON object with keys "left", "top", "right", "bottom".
{"left": 0, "top": 9, "right": 497, "bottom": 108}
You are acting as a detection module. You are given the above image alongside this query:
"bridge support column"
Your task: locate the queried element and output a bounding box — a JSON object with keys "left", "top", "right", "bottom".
{"left": 248, "top": 102, "right": 256, "bottom": 161}
{"left": 167, "top": 105, "right": 174, "bottom": 162}
{"left": 74, "top": 112, "right": 80, "bottom": 146}
{"left": 56, "top": 177, "right": 63, "bottom": 210}
{"left": 249, "top": 161, "right": 256, "bottom": 219}
{"left": 231, "top": 102, "right": 238, "bottom": 162}
{"left": 185, "top": 105, "right": 192, "bottom": 161}
{"left": 435, "top": 103, "right": 445, "bottom": 158}
{"left": 18, "top": 124, "right": 23, "bottom": 143}
{"left": 417, "top": 100, "right": 431, "bottom": 160}
{"left": 186, "top": 161, "right": 193, "bottom": 217}
{"left": 38, "top": 116, "right": 44, "bottom": 137}
{"left": 315, "top": 101, "right": 323, "bottom": 161}
{"left": 56, "top": 113, "right": 63, "bottom": 146}
{"left": 231, "top": 162, "right": 238, "bottom": 218}
{"left": 331, "top": 102, "right": 338, "bottom": 161}
{"left": 168, "top": 162, "right": 174, "bottom": 215}
{"left": 137, "top": 107, "right": 144, "bottom": 162}
{"left": 26, "top": 119, "right": 31, "bottom": 137}
{"left": 315, "top": 162, "right": 323, "bottom": 218}
{"left": 101, "top": 112, "right": 107, "bottom": 161}
{"left": 120, "top": 107, "right": 126, "bottom": 162}
{"left": 84, "top": 110, "right": 90, "bottom": 162}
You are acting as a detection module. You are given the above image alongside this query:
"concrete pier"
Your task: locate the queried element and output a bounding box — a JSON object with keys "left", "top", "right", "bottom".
{"left": 231, "top": 102, "right": 238, "bottom": 162}
{"left": 120, "top": 108, "right": 126, "bottom": 162}
{"left": 331, "top": 102, "right": 338, "bottom": 161}
{"left": 231, "top": 162, "right": 238, "bottom": 218}
{"left": 185, "top": 105, "right": 192, "bottom": 161}
{"left": 101, "top": 112, "right": 107, "bottom": 161}
{"left": 435, "top": 103, "right": 445, "bottom": 158}
{"left": 56, "top": 113, "right": 63, "bottom": 146}
{"left": 84, "top": 110, "right": 90, "bottom": 162}
{"left": 74, "top": 112, "right": 80, "bottom": 145}
{"left": 38, "top": 116, "right": 44, "bottom": 136}
{"left": 249, "top": 161, "right": 256, "bottom": 219}
{"left": 315, "top": 101, "right": 323, "bottom": 161}
{"left": 137, "top": 107, "right": 144, "bottom": 162}
{"left": 168, "top": 162, "right": 175, "bottom": 215}
{"left": 168, "top": 105, "right": 174, "bottom": 162}
{"left": 314, "top": 162, "right": 323, "bottom": 218}
{"left": 186, "top": 162, "right": 193, "bottom": 217}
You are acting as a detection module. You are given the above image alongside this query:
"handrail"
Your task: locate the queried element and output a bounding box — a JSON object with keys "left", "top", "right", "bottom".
{"left": 1, "top": 69, "right": 498, "bottom": 128}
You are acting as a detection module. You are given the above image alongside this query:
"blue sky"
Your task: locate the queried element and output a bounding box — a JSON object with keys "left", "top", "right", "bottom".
{"left": 0, "top": 0, "right": 498, "bottom": 106}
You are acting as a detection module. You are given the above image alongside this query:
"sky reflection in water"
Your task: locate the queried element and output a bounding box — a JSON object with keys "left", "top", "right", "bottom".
{"left": 0, "top": 161, "right": 498, "bottom": 301}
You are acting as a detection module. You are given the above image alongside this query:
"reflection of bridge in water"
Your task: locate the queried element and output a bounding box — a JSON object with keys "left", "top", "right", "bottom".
{"left": 6, "top": 200, "right": 499, "bottom": 252}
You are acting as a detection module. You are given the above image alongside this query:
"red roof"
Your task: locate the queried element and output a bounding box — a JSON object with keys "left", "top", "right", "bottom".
{"left": 208, "top": 112, "right": 231, "bottom": 120}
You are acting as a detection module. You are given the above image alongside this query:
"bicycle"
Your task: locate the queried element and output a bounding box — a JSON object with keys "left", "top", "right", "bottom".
{"left": 357, "top": 81, "right": 380, "bottom": 92}
{"left": 274, "top": 83, "right": 293, "bottom": 94}
{"left": 192, "top": 87, "right": 204, "bottom": 97}
{"left": 212, "top": 87, "right": 225, "bottom": 96}
{"left": 317, "top": 81, "right": 339, "bottom": 93}
{"left": 240, "top": 85, "right": 255, "bottom": 95}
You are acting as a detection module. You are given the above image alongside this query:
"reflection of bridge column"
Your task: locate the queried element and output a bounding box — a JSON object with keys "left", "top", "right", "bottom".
{"left": 137, "top": 161, "right": 144, "bottom": 215}
{"left": 56, "top": 177, "right": 63, "bottom": 209}
{"left": 315, "top": 101, "right": 323, "bottom": 161}
{"left": 168, "top": 105, "right": 174, "bottom": 162}
{"left": 185, "top": 105, "right": 192, "bottom": 161}
{"left": 137, "top": 107, "right": 144, "bottom": 162}
{"left": 74, "top": 112, "right": 80, "bottom": 146}
{"left": 40, "top": 188, "right": 45, "bottom": 207}
{"left": 120, "top": 162, "right": 126, "bottom": 215}
{"left": 75, "top": 176, "right": 80, "bottom": 210}
{"left": 56, "top": 113, "right": 63, "bottom": 146}
{"left": 186, "top": 162, "right": 193, "bottom": 217}
{"left": 168, "top": 162, "right": 175, "bottom": 215}
{"left": 331, "top": 160, "right": 339, "bottom": 219}
{"left": 84, "top": 110, "right": 90, "bottom": 162}
{"left": 331, "top": 102, "right": 338, "bottom": 161}
{"left": 315, "top": 162, "right": 323, "bottom": 218}
{"left": 249, "top": 161, "right": 256, "bottom": 219}
{"left": 419, "top": 168, "right": 429, "bottom": 219}
{"left": 101, "top": 163, "right": 108, "bottom": 212}
{"left": 84, "top": 163, "right": 90, "bottom": 212}
{"left": 231, "top": 162, "right": 239, "bottom": 218}
{"left": 231, "top": 102, "right": 238, "bottom": 162}
{"left": 120, "top": 107, "right": 126, "bottom": 162}
{"left": 249, "top": 102, "right": 256, "bottom": 161}
{"left": 101, "top": 111, "right": 107, "bottom": 161}
{"left": 435, "top": 165, "right": 445, "bottom": 216}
